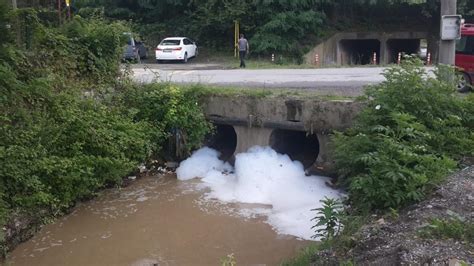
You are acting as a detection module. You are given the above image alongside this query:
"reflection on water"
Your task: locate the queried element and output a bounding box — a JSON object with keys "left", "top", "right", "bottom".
{"left": 8, "top": 175, "right": 311, "bottom": 266}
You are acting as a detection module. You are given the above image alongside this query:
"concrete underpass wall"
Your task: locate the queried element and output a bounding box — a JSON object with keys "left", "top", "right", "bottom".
{"left": 234, "top": 126, "right": 273, "bottom": 154}
{"left": 202, "top": 95, "right": 362, "bottom": 173}
{"left": 305, "top": 31, "right": 431, "bottom": 66}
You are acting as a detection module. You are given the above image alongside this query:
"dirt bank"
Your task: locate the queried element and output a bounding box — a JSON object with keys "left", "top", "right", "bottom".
{"left": 315, "top": 165, "right": 474, "bottom": 265}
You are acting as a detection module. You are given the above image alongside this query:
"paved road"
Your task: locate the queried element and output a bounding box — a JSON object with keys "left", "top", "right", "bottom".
{"left": 131, "top": 64, "right": 390, "bottom": 96}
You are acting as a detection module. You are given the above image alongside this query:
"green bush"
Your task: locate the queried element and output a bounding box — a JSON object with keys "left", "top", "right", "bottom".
{"left": 0, "top": 7, "right": 213, "bottom": 258}
{"left": 115, "top": 83, "right": 212, "bottom": 158}
{"left": 7, "top": 9, "right": 127, "bottom": 85}
{"left": 0, "top": 7, "right": 211, "bottom": 215}
{"left": 333, "top": 59, "right": 474, "bottom": 210}
{"left": 0, "top": 65, "right": 152, "bottom": 213}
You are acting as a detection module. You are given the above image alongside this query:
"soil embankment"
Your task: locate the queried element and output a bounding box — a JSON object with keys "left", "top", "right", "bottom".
{"left": 316, "top": 165, "right": 474, "bottom": 265}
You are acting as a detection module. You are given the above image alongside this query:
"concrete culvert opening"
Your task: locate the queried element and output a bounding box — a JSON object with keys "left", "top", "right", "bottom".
{"left": 205, "top": 124, "right": 237, "bottom": 162}
{"left": 387, "top": 39, "right": 421, "bottom": 63}
{"left": 340, "top": 39, "right": 380, "bottom": 65}
{"left": 269, "top": 129, "right": 319, "bottom": 169}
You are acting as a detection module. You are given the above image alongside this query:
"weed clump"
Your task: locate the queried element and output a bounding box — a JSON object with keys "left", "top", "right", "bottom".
{"left": 419, "top": 218, "right": 474, "bottom": 244}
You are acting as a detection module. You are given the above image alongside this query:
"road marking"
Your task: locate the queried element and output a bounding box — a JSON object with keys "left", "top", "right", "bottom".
{"left": 171, "top": 70, "right": 196, "bottom": 75}
{"left": 180, "top": 71, "right": 196, "bottom": 75}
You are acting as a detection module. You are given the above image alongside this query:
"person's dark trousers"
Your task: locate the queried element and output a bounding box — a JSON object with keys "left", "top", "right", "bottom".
{"left": 239, "top": 50, "right": 246, "bottom": 68}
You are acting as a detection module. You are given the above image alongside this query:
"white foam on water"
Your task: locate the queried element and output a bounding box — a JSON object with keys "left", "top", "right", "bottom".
{"left": 176, "top": 147, "right": 233, "bottom": 180}
{"left": 176, "top": 146, "right": 343, "bottom": 240}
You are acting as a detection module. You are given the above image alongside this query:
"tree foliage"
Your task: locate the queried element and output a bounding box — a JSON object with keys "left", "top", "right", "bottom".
{"left": 73, "top": 0, "right": 455, "bottom": 61}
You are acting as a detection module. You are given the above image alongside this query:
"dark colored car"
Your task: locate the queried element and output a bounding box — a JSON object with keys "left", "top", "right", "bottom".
{"left": 123, "top": 33, "right": 147, "bottom": 62}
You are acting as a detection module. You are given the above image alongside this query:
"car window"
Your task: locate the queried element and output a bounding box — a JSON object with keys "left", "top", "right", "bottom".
{"left": 161, "top": 39, "right": 181, "bottom": 46}
{"left": 183, "top": 39, "right": 191, "bottom": 45}
{"left": 456, "top": 36, "right": 474, "bottom": 55}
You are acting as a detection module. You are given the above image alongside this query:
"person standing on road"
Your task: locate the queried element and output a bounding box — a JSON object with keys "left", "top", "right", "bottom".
{"left": 238, "top": 34, "right": 249, "bottom": 68}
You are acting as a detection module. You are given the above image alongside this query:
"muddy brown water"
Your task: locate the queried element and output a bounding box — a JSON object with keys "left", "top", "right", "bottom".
{"left": 7, "top": 174, "right": 312, "bottom": 266}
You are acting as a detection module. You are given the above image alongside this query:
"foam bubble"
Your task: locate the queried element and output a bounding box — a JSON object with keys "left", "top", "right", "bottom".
{"left": 176, "top": 146, "right": 343, "bottom": 240}
{"left": 176, "top": 147, "right": 232, "bottom": 180}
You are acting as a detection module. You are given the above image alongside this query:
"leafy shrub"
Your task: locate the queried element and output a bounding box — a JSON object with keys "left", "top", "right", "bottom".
{"left": 333, "top": 59, "right": 474, "bottom": 210}
{"left": 0, "top": 6, "right": 138, "bottom": 224}
{"left": 0, "top": 7, "right": 213, "bottom": 259}
{"left": 115, "top": 83, "right": 212, "bottom": 158}
{"left": 8, "top": 10, "right": 127, "bottom": 85}
{"left": 0, "top": 65, "right": 152, "bottom": 213}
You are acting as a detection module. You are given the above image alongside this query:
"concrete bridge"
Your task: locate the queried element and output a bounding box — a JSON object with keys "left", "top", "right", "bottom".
{"left": 200, "top": 95, "right": 362, "bottom": 174}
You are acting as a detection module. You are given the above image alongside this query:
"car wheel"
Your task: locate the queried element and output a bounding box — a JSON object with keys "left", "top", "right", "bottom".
{"left": 457, "top": 72, "right": 471, "bottom": 93}
{"left": 156, "top": 59, "right": 161, "bottom": 64}
{"left": 195, "top": 48, "right": 198, "bottom": 57}
{"left": 183, "top": 53, "right": 188, "bottom": 63}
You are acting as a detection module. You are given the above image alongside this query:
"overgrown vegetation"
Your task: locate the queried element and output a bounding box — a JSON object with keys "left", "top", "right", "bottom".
{"left": 287, "top": 60, "right": 474, "bottom": 266}
{"left": 0, "top": 3, "right": 210, "bottom": 256}
{"left": 1, "top": 5, "right": 138, "bottom": 223}
{"left": 113, "top": 82, "right": 212, "bottom": 157}
{"left": 333, "top": 59, "right": 474, "bottom": 210}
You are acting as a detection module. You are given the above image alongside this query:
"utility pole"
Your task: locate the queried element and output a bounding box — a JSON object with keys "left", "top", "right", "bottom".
{"left": 66, "top": 0, "right": 71, "bottom": 20}
{"left": 57, "top": 0, "right": 62, "bottom": 25}
{"left": 439, "top": 0, "right": 457, "bottom": 65}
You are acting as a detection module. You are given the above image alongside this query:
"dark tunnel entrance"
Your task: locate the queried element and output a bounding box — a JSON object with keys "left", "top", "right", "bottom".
{"left": 340, "top": 39, "right": 381, "bottom": 65}
{"left": 269, "top": 130, "right": 319, "bottom": 169}
{"left": 205, "top": 124, "right": 237, "bottom": 162}
{"left": 386, "top": 39, "right": 421, "bottom": 63}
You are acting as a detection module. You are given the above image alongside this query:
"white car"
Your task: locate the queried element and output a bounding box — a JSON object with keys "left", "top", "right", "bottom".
{"left": 155, "top": 37, "right": 198, "bottom": 63}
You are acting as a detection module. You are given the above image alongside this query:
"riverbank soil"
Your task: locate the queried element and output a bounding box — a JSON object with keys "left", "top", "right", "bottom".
{"left": 314, "top": 165, "right": 474, "bottom": 265}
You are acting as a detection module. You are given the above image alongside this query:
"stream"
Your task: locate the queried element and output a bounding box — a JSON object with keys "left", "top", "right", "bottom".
{"left": 7, "top": 174, "right": 313, "bottom": 265}
{"left": 8, "top": 147, "right": 343, "bottom": 265}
